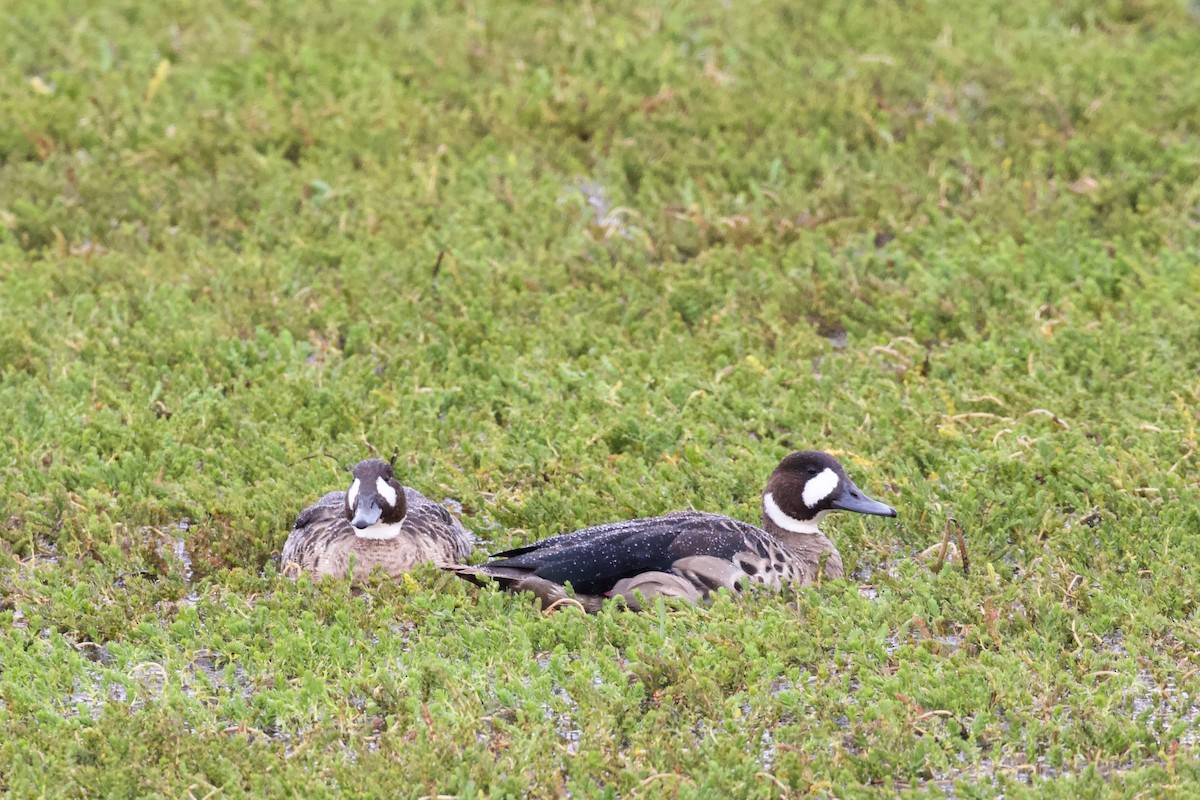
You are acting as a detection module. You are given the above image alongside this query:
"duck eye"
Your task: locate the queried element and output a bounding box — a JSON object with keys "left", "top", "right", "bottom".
{"left": 807, "top": 469, "right": 818, "bottom": 476}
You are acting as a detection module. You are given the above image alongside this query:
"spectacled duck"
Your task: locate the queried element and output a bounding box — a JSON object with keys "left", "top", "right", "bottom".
{"left": 448, "top": 451, "right": 895, "bottom": 610}
{"left": 282, "top": 458, "right": 474, "bottom": 582}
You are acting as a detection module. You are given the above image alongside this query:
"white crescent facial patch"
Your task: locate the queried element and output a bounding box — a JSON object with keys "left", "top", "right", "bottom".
{"left": 763, "top": 492, "right": 821, "bottom": 535}
{"left": 802, "top": 468, "right": 839, "bottom": 508}
{"left": 376, "top": 477, "right": 398, "bottom": 507}
{"left": 347, "top": 478, "right": 361, "bottom": 509}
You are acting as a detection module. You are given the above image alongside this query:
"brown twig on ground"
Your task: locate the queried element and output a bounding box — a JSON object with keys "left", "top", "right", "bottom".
{"left": 945, "top": 412, "right": 1012, "bottom": 424}
{"left": 1025, "top": 408, "right": 1070, "bottom": 428}
{"left": 637, "top": 773, "right": 695, "bottom": 792}
{"left": 542, "top": 597, "right": 587, "bottom": 615}
{"left": 869, "top": 345, "right": 912, "bottom": 366}
{"left": 933, "top": 518, "right": 953, "bottom": 573}
{"left": 431, "top": 249, "right": 446, "bottom": 294}
{"left": 950, "top": 517, "right": 970, "bottom": 576}
{"left": 421, "top": 703, "right": 435, "bottom": 739}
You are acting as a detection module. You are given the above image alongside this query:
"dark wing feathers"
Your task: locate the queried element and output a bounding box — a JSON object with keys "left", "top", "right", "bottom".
{"left": 403, "top": 487, "right": 475, "bottom": 559}
{"left": 282, "top": 495, "right": 349, "bottom": 568}
{"left": 292, "top": 490, "right": 346, "bottom": 531}
{"left": 488, "top": 526, "right": 680, "bottom": 595}
{"left": 488, "top": 523, "right": 609, "bottom": 559}
{"left": 403, "top": 487, "right": 456, "bottom": 530}
{"left": 480, "top": 511, "right": 763, "bottom": 596}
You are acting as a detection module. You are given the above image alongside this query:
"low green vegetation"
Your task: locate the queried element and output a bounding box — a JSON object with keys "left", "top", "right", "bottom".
{"left": 3, "top": 0, "right": 1200, "bottom": 796}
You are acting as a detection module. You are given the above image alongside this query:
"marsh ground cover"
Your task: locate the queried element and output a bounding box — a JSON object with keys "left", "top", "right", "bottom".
{"left": 2, "top": 0, "right": 1200, "bottom": 796}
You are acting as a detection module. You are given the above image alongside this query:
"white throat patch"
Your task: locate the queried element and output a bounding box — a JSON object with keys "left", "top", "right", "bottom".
{"left": 763, "top": 492, "right": 821, "bottom": 535}
{"left": 802, "top": 468, "right": 839, "bottom": 508}
{"left": 347, "top": 478, "right": 361, "bottom": 509}
{"left": 376, "top": 477, "right": 398, "bottom": 507}
{"left": 353, "top": 517, "right": 407, "bottom": 540}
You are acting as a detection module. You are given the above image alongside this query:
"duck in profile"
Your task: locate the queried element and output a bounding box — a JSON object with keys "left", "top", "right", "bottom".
{"left": 282, "top": 457, "right": 474, "bottom": 582}
{"left": 447, "top": 451, "right": 895, "bottom": 611}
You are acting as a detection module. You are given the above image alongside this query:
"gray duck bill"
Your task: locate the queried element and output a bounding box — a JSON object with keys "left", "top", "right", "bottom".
{"left": 352, "top": 503, "right": 382, "bottom": 529}
{"left": 830, "top": 484, "right": 897, "bottom": 517}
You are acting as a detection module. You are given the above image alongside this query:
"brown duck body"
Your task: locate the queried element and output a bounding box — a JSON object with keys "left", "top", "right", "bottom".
{"left": 448, "top": 450, "right": 893, "bottom": 611}
{"left": 451, "top": 510, "right": 843, "bottom": 611}
{"left": 283, "top": 486, "right": 474, "bottom": 582}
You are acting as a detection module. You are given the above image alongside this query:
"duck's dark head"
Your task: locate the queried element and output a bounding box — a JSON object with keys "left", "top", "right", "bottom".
{"left": 344, "top": 458, "right": 408, "bottom": 539}
{"left": 761, "top": 451, "right": 896, "bottom": 535}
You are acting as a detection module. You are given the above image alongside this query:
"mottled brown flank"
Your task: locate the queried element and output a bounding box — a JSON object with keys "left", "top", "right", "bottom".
{"left": 282, "top": 487, "right": 474, "bottom": 582}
